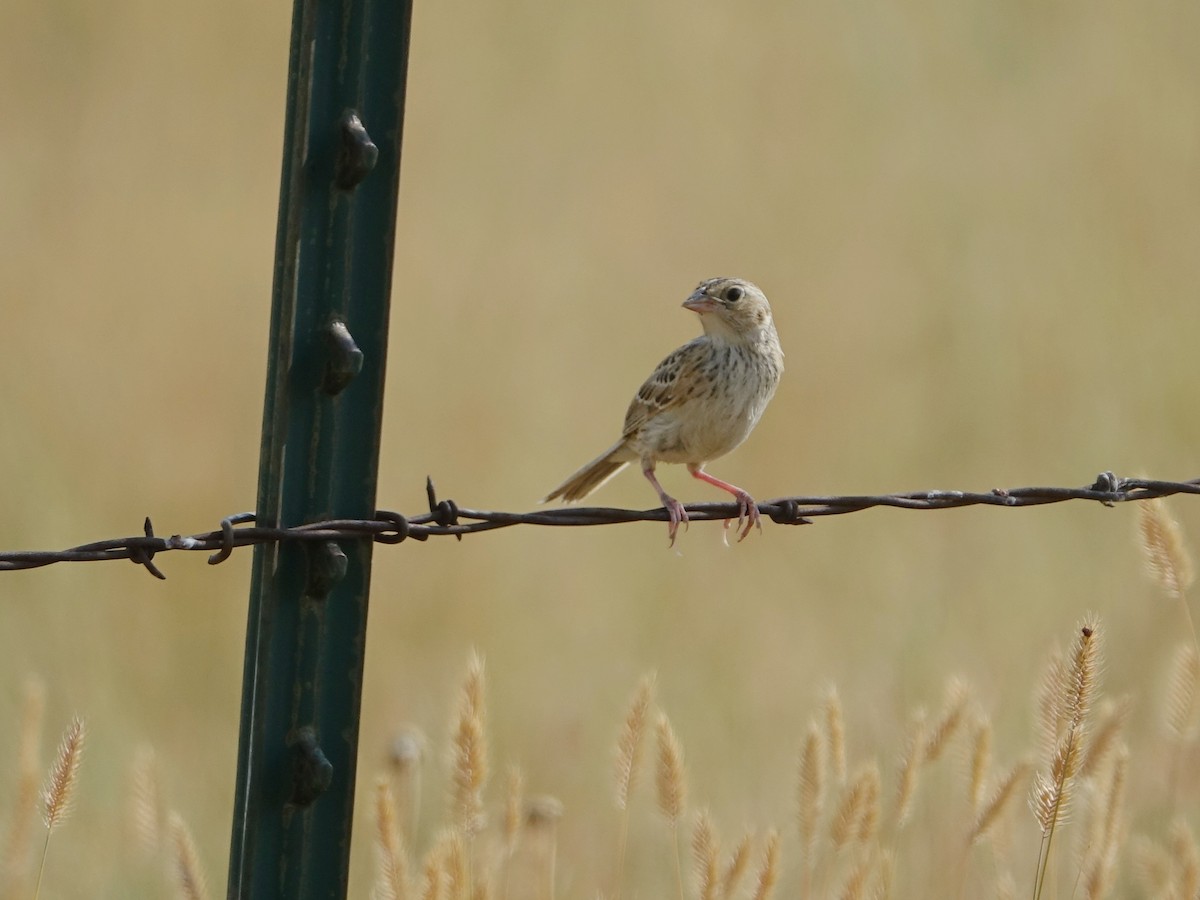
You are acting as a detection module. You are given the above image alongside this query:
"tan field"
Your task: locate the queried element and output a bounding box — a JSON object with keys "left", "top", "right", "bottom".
{"left": 1, "top": 0, "right": 1198, "bottom": 896}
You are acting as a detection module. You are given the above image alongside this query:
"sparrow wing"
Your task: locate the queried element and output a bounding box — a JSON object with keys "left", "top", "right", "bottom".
{"left": 621, "top": 338, "right": 710, "bottom": 439}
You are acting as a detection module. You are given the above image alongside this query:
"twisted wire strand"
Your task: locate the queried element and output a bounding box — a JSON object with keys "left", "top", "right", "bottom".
{"left": 1, "top": 473, "right": 1196, "bottom": 579}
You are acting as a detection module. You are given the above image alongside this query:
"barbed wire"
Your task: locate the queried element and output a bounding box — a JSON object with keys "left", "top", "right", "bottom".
{"left": 1, "top": 472, "right": 1196, "bottom": 579}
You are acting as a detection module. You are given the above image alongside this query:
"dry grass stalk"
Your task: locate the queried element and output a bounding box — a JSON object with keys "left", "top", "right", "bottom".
{"left": 832, "top": 764, "right": 880, "bottom": 852}
{"left": 1080, "top": 698, "right": 1130, "bottom": 778}
{"left": 498, "top": 767, "right": 531, "bottom": 900}
{"left": 1139, "top": 497, "right": 1199, "bottom": 657}
{"left": 40, "top": 715, "right": 85, "bottom": 831}
{"left": 614, "top": 674, "right": 655, "bottom": 811}
{"left": 692, "top": 810, "right": 719, "bottom": 900}
{"left": 451, "top": 657, "right": 489, "bottom": 839}
{"left": 34, "top": 714, "right": 88, "bottom": 898}
{"left": 750, "top": 830, "right": 780, "bottom": 900}
{"left": 967, "top": 718, "right": 992, "bottom": 815}
{"left": 1080, "top": 745, "right": 1127, "bottom": 900}
{"left": 720, "top": 834, "right": 752, "bottom": 899}
{"left": 1034, "top": 646, "right": 1068, "bottom": 761}
{"left": 655, "top": 714, "right": 687, "bottom": 900}
{"left": 612, "top": 674, "right": 655, "bottom": 900}
{"left": 655, "top": 715, "right": 687, "bottom": 827}
{"left": 420, "top": 841, "right": 445, "bottom": 900}
{"left": 504, "top": 766, "right": 524, "bottom": 857}
{"left": 167, "top": 812, "right": 210, "bottom": 900}
{"left": 2, "top": 676, "right": 45, "bottom": 890}
{"left": 1031, "top": 618, "right": 1101, "bottom": 900}
{"left": 1166, "top": 643, "right": 1199, "bottom": 739}
{"left": 1032, "top": 749, "right": 1076, "bottom": 837}
{"left": 892, "top": 711, "right": 926, "bottom": 829}
{"left": 439, "top": 830, "right": 469, "bottom": 900}
{"left": 856, "top": 768, "right": 881, "bottom": 844}
{"left": 463, "top": 652, "right": 486, "bottom": 723}
{"left": 452, "top": 713, "right": 487, "bottom": 838}
{"left": 796, "top": 722, "right": 824, "bottom": 895}
{"left": 836, "top": 854, "right": 870, "bottom": 900}
{"left": 1168, "top": 816, "right": 1200, "bottom": 900}
{"left": 924, "top": 678, "right": 969, "bottom": 763}
{"left": 1164, "top": 643, "right": 1200, "bottom": 804}
{"left": 823, "top": 687, "right": 848, "bottom": 785}
{"left": 374, "top": 777, "right": 409, "bottom": 900}
{"left": 1138, "top": 497, "right": 1195, "bottom": 602}
{"left": 129, "top": 744, "right": 162, "bottom": 860}
{"left": 1062, "top": 618, "right": 1101, "bottom": 726}
{"left": 874, "top": 848, "right": 895, "bottom": 900}
{"left": 969, "top": 761, "right": 1031, "bottom": 844}
{"left": 1033, "top": 620, "right": 1101, "bottom": 833}
{"left": 1129, "top": 836, "right": 1171, "bottom": 897}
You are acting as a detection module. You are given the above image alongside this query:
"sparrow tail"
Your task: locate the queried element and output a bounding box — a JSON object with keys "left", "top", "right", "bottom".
{"left": 542, "top": 441, "right": 632, "bottom": 503}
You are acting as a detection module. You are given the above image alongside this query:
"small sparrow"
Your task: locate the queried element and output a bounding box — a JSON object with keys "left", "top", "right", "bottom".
{"left": 544, "top": 277, "right": 784, "bottom": 544}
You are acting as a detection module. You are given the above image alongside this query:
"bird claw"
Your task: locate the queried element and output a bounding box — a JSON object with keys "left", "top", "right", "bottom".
{"left": 732, "top": 491, "right": 760, "bottom": 542}
{"left": 664, "top": 496, "right": 689, "bottom": 547}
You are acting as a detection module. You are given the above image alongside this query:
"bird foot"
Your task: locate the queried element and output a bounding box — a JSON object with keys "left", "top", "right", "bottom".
{"left": 731, "top": 490, "right": 761, "bottom": 542}
{"left": 663, "top": 495, "right": 689, "bottom": 547}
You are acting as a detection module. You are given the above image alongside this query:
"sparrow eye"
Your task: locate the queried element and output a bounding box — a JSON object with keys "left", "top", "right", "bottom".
{"left": 724, "top": 285, "right": 744, "bottom": 303}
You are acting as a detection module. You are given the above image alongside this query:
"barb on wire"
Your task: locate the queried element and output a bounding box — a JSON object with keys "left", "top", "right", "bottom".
{"left": 1, "top": 472, "right": 1197, "bottom": 579}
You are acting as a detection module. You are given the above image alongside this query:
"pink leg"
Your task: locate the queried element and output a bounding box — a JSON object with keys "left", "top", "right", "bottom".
{"left": 688, "top": 465, "right": 760, "bottom": 542}
{"left": 643, "top": 462, "right": 688, "bottom": 546}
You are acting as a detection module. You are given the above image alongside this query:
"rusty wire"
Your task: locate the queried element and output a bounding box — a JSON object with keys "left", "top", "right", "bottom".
{"left": 1, "top": 473, "right": 1197, "bottom": 579}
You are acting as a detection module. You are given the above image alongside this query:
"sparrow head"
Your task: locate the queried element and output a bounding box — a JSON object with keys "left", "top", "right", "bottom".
{"left": 682, "top": 277, "right": 775, "bottom": 342}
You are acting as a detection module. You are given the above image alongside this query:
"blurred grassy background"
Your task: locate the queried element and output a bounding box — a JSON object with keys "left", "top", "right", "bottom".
{"left": 1, "top": 0, "right": 1198, "bottom": 895}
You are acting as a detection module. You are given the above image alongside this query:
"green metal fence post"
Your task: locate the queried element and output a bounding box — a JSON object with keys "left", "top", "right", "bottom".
{"left": 227, "top": 0, "right": 414, "bottom": 896}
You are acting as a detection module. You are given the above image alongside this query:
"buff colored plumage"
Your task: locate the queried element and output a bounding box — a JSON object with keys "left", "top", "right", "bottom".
{"left": 544, "top": 277, "right": 783, "bottom": 544}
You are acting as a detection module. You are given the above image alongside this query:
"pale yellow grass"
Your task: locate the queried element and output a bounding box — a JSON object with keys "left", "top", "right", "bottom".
{"left": 6, "top": 609, "right": 1200, "bottom": 899}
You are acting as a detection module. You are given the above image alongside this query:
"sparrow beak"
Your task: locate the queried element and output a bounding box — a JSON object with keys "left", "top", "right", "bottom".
{"left": 683, "top": 290, "right": 720, "bottom": 314}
